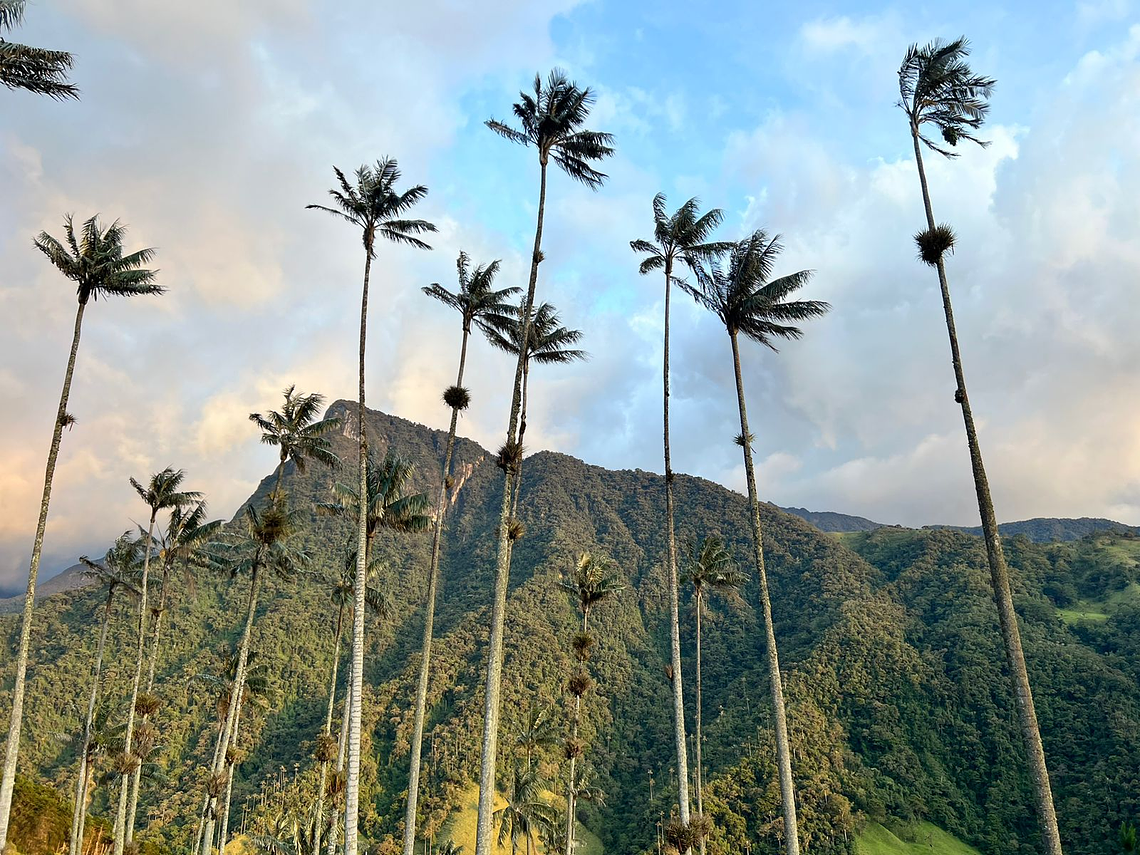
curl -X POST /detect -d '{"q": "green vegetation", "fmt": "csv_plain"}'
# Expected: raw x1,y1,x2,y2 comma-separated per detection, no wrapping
855,821,981,855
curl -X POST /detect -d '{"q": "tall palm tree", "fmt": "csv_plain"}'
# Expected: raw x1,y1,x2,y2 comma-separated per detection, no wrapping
315,551,387,855
250,386,342,501
482,300,587,515
68,534,143,855
494,763,558,855
680,535,743,854
686,231,829,855
630,195,730,833
0,0,78,99
113,469,201,855
127,499,220,842
308,158,435,855
515,701,558,772
559,552,622,855
198,501,309,855
478,70,612,855
0,215,160,850
403,253,518,855
898,37,1064,855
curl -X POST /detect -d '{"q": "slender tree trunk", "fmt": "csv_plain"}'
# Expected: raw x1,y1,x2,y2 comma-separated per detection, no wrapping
509,356,531,519
76,758,97,855
218,690,246,853
564,611,588,855
315,611,345,855
662,259,692,836
327,657,353,855
344,244,374,855
70,587,115,855
728,331,800,855
0,300,87,850
910,130,1063,855
115,510,157,855
474,158,548,855
695,592,705,855
201,568,260,855
403,329,471,855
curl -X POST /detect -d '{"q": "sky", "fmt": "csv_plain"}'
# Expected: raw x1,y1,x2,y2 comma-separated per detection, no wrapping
2,0,1140,593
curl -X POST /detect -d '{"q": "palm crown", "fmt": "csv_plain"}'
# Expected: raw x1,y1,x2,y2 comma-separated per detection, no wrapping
250,386,342,479
33,215,161,305
205,503,309,583
562,552,623,620
681,535,744,606
79,531,144,598
630,194,732,279
483,301,586,365
422,252,519,335
898,36,995,157
486,68,614,188
326,549,389,625
157,501,220,574
0,0,78,100
306,158,437,256
687,231,829,349
317,449,432,542
131,468,201,519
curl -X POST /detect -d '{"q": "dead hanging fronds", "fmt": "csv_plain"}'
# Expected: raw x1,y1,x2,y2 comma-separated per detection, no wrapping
444,475,455,491
133,722,159,759
915,223,956,267
59,412,77,430
571,631,595,662
205,770,228,797
443,384,471,411
568,669,593,698
507,517,526,541
314,732,338,763
688,813,712,842
326,769,347,799
734,431,754,449
111,751,140,775
225,745,247,765
665,818,707,853
134,693,162,718
563,737,584,760
496,440,524,471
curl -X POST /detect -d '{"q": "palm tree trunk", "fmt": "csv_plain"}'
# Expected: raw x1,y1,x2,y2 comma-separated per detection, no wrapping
564,611,587,855
910,130,1064,855
218,691,246,853
345,247,374,855
114,510,157,855
728,331,800,855
315,611,345,855
0,299,87,851
70,586,115,855
76,758,97,855
327,657,353,855
474,158,548,855
403,328,471,855
662,259,692,835
695,592,705,855
509,357,531,520
201,567,261,855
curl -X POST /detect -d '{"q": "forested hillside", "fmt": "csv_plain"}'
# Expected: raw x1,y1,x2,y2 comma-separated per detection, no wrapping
2,405,1138,855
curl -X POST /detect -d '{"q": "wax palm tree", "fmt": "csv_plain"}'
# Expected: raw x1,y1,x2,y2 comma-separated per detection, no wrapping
559,552,622,855
515,701,558,772
0,216,160,850
402,253,518,855
680,535,743,854
898,37,1064,855
67,534,143,855
114,469,201,854
437,842,463,855
494,763,558,855
686,231,828,855
630,194,730,832
198,501,309,855
482,300,587,505
317,448,432,549
315,551,387,855
477,70,612,855
308,157,435,855
250,386,341,501
0,0,78,99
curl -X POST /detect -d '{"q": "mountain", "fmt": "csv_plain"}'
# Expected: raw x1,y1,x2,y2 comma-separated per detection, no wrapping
0,563,89,615
925,517,1140,543
2,403,1138,855
779,506,884,533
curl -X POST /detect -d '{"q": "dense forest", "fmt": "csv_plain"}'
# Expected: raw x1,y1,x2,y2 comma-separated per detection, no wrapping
3,406,1139,855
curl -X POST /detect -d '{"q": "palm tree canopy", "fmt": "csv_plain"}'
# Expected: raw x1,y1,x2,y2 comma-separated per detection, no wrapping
249,385,342,475
306,158,437,256
493,763,558,849
422,251,520,335
561,552,623,616
486,68,614,189
130,467,201,517
630,194,732,279
515,701,559,757
157,500,221,574
898,36,995,157
681,535,745,606
317,448,432,541
202,501,309,583
326,548,389,621
33,215,160,305
686,231,830,349
436,842,463,855
0,0,78,100
79,531,144,598
483,301,587,366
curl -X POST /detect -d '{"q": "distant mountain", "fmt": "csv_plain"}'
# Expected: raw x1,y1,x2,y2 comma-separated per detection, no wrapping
0,563,87,615
779,506,885,532
925,517,1140,543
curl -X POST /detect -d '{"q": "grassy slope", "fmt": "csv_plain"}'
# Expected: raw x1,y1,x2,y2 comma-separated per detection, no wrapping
856,821,982,855
1058,582,1140,624
439,784,603,855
